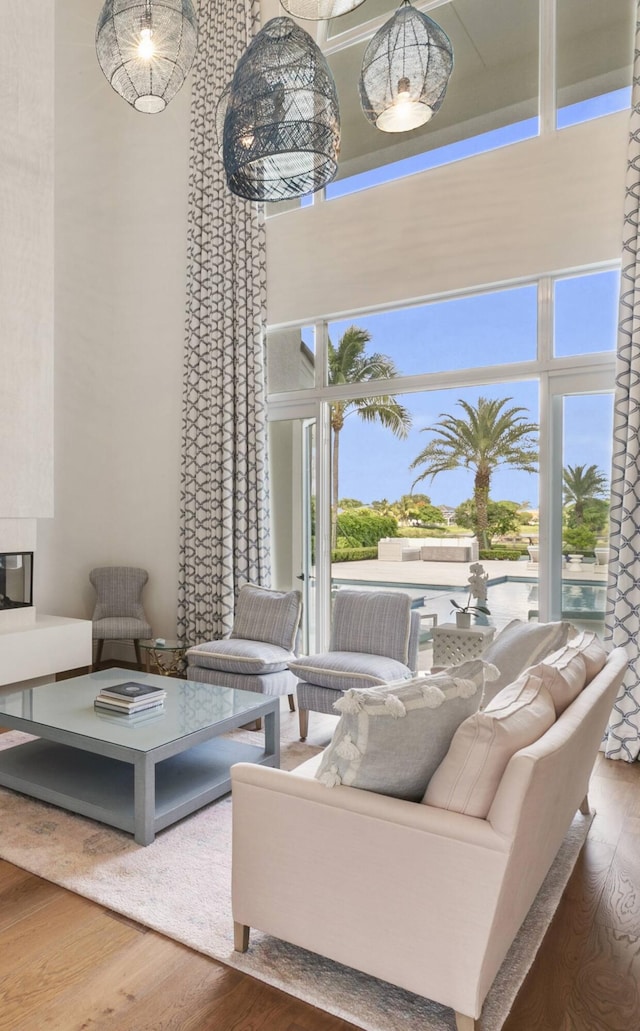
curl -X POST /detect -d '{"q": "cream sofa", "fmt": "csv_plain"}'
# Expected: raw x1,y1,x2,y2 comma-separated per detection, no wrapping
231,646,627,1031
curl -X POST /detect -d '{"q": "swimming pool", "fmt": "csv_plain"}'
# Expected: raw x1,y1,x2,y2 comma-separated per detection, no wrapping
332,575,607,638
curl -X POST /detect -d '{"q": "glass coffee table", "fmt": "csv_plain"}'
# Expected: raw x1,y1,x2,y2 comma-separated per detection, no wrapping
0,668,279,845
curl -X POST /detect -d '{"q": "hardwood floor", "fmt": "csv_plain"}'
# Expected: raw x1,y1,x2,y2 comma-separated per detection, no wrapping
502,753,640,1031
0,754,638,1029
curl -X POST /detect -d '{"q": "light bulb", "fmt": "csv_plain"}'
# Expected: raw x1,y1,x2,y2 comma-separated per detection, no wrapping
396,76,411,103
138,26,155,61
376,77,432,132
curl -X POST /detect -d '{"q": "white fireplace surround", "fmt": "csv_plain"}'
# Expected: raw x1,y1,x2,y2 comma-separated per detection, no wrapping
0,614,92,690
0,519,92,688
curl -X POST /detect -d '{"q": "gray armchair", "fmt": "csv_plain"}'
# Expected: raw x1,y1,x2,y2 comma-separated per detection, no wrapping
186,583,303,709
289,590,421,740
90,566,152,668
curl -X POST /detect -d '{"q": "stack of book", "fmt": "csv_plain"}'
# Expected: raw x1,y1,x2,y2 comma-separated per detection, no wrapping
94,681,166,716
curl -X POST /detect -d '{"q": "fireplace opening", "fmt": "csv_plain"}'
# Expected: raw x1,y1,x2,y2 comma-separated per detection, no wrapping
0,553,33,610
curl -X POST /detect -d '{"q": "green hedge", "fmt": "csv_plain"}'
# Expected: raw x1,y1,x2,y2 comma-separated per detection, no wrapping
332,547,378,562
336,511,399,547
562,525,597,554
398,527,449,538
479,548,529,561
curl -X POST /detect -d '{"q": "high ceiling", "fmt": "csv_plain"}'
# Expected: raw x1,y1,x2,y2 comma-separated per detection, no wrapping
320,0,633,179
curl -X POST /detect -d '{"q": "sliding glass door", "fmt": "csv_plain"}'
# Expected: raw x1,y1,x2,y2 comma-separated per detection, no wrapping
541,374,613,637
268,415,318,654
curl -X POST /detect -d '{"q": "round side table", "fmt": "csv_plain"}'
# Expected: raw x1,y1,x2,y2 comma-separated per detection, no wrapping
139,639,186,677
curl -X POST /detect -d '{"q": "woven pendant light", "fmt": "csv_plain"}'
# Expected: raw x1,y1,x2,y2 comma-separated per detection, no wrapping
359,0,453,133
223,17,340,202
96,0,198,114
279,0,368,20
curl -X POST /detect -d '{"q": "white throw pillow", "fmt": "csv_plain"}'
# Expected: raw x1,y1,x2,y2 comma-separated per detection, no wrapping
314,660,498,802
567,630,608,682
532,646,588,715
423,670,556,818
481,619,575,706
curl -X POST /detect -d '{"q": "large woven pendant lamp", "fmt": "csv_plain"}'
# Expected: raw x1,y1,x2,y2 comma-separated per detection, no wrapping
279,0,368,19
96,0,198,113
359,0,453,133
223,17,340,202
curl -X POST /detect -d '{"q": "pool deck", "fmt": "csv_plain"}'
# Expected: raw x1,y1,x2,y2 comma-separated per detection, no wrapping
331,556,608,591
329,556,607,671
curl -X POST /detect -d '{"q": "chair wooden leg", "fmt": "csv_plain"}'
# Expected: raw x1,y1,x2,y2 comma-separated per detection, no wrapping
580,794,591,815
455,1012,476,1031
95,639,104,668
299,708,309,741
134,639,142,669
288,693,296,712
234,922,250,953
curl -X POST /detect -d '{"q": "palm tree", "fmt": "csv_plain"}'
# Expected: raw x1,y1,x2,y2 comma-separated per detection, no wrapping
563,464,608,525
410,396,538,549
371,498,394,516
329,327,412,548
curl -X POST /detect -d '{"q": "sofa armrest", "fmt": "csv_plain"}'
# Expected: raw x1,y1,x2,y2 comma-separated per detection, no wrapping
488,646,628,840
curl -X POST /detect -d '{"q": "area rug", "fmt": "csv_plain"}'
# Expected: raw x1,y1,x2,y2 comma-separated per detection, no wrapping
0,726,592,1031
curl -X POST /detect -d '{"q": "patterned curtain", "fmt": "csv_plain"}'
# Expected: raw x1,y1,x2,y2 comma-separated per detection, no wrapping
603,10,640,762
178,0,271,647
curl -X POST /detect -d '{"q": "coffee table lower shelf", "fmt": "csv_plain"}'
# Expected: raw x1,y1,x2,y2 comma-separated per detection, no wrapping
0,736,271,845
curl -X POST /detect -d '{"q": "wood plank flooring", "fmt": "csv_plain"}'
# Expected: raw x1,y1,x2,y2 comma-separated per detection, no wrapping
0,750,638,1029
502,753,640,1031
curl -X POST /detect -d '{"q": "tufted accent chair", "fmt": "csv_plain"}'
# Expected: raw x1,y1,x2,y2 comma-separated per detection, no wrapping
90,566,152,669
186,584,303,711
290,590,421,740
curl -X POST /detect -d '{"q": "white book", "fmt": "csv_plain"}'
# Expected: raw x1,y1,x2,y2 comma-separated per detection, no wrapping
94,696,165,714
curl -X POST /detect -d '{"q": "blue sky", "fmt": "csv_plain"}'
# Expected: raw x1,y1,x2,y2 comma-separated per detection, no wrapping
330,271,618,510
336,384,613,509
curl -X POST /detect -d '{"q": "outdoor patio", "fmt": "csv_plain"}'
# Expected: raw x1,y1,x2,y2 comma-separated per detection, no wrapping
330,556,608,670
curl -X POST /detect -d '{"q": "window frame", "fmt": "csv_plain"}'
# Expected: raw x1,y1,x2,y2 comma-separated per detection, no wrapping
266,264,618,650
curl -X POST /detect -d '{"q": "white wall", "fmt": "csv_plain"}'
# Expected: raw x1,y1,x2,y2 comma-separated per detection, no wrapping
34,0,628,654
0,1,54,521
37,0,191,655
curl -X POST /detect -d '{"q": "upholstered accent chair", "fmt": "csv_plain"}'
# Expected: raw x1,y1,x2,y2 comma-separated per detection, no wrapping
290,590,421,740
186,584,303,709
90,566,152,669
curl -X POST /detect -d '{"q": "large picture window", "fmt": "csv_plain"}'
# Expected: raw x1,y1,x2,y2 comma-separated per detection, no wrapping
554,270,620,357
327,285,537,378
267,267,618,658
